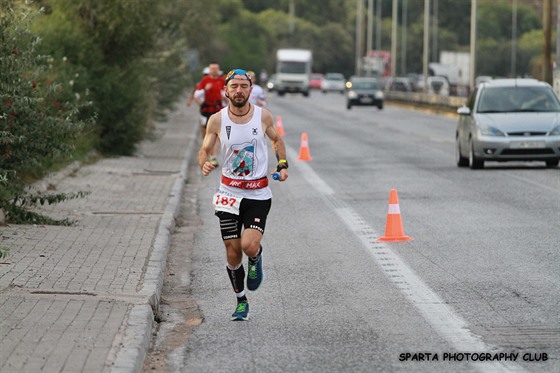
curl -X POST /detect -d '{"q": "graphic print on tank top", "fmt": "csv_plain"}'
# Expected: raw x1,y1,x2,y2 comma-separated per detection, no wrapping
227,139,258,178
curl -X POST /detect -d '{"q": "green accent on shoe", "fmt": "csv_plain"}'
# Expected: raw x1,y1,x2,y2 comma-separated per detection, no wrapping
247,254,263,291
231,301,249,321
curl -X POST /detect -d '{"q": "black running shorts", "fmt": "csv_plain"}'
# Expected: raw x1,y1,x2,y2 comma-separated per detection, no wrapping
215,198,272,240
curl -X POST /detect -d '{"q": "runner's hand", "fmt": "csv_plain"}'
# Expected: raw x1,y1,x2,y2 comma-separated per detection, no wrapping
271,169,288,182
202,161,216,176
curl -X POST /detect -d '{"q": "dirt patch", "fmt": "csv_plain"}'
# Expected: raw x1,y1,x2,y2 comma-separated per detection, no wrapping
143,163,204,372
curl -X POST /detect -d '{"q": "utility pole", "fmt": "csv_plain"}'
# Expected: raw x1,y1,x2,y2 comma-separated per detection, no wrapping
356,0,364,76
511,0,517,78
375,0,382,52
422,0,430,92
401,0,408,75
543,0,552,84
555,0,560,95
391,0,398,78
469,0,477,92
289,0,295,35
367,0,374,77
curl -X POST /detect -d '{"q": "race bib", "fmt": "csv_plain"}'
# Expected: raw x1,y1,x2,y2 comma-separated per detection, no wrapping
213,192,242,215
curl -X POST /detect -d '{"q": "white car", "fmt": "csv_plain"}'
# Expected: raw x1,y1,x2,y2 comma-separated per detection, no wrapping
427,76,450,96
456,78,560,169
321,73,346,94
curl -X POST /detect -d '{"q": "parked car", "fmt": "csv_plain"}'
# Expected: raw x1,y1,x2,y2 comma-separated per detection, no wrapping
321,73,346,94
456,78,560,169
385,77,414,92
346,76,384,110
309,73,324,90
427,76,450,96
406,73,423,91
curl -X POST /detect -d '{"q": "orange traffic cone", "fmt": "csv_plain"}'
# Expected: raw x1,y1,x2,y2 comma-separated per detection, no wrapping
376,189,413,242
276,116,286,137
297,132,313,161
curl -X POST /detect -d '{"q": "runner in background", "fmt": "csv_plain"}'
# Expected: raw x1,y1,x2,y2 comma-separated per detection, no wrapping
247,71,268,107
195,62,225,164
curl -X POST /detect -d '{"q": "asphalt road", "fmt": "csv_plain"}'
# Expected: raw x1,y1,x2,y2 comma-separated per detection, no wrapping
177,92,559,373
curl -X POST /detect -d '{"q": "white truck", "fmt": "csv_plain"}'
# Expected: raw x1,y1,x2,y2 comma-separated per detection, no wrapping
275,49,312,96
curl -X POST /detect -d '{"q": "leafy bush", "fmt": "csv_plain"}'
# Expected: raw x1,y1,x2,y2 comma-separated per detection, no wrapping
34,0,191,155
1,0,194,225
0,0,94,224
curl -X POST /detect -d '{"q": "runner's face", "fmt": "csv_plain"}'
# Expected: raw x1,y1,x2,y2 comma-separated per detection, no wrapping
209,64,220,77
227,76,252,108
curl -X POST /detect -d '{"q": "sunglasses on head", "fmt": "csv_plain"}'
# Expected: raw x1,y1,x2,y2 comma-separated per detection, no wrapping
225,69,252,85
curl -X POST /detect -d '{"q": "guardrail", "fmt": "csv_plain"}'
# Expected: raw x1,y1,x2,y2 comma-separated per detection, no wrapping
385,91,468,114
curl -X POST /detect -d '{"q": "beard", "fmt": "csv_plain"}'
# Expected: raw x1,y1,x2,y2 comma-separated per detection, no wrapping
231,95,249,108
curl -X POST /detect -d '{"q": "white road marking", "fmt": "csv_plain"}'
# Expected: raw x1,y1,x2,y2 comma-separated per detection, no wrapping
502,171,560,194
286,146,527,373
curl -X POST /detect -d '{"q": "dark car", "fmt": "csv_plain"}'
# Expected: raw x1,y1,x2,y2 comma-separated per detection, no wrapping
346,76,384,110
385,77,413,92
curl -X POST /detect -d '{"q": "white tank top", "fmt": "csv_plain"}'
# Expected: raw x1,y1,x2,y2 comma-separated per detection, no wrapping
218,105,272,200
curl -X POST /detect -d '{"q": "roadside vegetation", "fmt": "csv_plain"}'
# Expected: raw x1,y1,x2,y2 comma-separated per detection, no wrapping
0,0,551,225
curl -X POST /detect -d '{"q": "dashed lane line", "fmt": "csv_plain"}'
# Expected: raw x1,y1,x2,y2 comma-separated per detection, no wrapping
286,146,527,373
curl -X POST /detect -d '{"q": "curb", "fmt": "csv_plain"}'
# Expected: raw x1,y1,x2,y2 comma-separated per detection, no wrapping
110,130,198,373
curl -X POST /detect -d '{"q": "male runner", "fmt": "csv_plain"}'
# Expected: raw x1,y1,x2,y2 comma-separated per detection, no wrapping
196,62,225,164
247,71,268,107
198,69,288,321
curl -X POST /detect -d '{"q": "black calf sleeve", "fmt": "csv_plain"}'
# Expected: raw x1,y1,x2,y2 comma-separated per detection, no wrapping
226,264,245,294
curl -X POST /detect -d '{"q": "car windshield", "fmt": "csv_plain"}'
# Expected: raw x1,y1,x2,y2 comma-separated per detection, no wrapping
477,86,560,113
326,74,344,81
351,80,379,89
278,61,306,74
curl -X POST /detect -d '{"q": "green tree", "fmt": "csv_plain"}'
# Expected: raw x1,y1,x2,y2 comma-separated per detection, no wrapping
518,29,548,78
217,9,268,71
478,0,541,41
1,0,94,224
477,38,508,77
313,22,354,77
243,0,349,25
32,0,194,155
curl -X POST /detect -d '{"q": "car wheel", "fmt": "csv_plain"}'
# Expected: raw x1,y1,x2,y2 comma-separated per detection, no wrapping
277,91,285,96
347,103,352,110
303,91,309,97
456,137,469,167
545,159,559,168
377,103,383,110
468,138,484,169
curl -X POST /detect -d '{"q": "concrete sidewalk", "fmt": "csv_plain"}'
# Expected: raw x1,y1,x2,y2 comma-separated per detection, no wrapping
0,101,198,372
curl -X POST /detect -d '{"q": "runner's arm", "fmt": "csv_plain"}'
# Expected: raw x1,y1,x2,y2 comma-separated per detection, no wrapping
198,113,221,176
263,109,288,181
186,86,196,106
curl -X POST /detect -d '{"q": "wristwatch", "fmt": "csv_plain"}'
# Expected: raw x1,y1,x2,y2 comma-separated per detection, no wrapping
276,159,289,172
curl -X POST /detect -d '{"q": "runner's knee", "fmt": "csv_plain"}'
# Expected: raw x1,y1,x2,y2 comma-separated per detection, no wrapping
241,232,261,256
225,241,242,265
